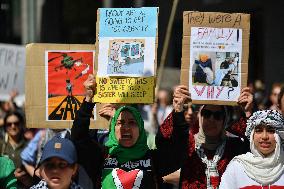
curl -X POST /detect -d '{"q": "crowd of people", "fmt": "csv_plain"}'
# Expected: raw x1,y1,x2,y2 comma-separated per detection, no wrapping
0,75,284,189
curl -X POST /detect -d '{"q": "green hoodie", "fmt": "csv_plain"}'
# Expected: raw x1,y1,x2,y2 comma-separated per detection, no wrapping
0,156,17,189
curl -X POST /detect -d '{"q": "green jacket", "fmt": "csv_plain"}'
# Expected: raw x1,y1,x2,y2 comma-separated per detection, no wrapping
0,156,17,189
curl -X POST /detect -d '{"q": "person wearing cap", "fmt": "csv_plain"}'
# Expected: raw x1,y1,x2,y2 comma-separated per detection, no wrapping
30,136,82,189
0,155,17,189
71,74,188,189
219,110,284,188
155,85,253,189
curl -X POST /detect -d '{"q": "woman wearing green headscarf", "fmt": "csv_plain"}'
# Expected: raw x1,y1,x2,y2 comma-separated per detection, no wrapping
71,75,189,189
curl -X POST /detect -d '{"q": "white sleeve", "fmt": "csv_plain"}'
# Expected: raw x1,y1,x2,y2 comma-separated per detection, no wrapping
219,161,237,189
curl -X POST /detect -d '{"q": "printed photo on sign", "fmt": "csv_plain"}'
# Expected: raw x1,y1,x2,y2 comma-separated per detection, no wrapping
108,39,145,75
46,51,94,121
97,7,157,77
192,52,239,87
189,27,242,102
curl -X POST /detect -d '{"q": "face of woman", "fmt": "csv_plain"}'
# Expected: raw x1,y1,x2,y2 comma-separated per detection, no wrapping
115,111,139,147
253,125,276,157
270,86,281,105
6,115,21,137
200,105,225,138
40,157,77,189
184,106,193,124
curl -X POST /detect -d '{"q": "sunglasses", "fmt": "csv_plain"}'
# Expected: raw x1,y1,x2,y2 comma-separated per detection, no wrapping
201,109,225,121
43,161,72,170
6,121,20,127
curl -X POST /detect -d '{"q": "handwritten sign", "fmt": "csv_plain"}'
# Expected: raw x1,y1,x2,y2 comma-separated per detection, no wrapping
184,12,242,27
97,7,158,77
99,7,158,37
94,77,155,103
181,12,250,105
0,44,25,103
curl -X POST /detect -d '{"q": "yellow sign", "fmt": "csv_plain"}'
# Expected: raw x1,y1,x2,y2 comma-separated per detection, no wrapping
94,77,155,103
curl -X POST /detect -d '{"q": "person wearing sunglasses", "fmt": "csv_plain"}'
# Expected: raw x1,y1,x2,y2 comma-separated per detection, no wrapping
220,110,284,188
0,111,31,188
155,85,253,189
0,111,27,168
30,136,82,189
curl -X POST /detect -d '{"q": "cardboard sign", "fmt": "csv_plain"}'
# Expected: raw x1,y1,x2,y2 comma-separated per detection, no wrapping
95,7,158,104
0,44,25,105
181,12,250,105
94,77,155,103
26,43,108,129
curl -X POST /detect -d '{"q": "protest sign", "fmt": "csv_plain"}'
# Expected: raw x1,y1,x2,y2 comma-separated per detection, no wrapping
46,51,94,121
181,12,250,105
0,44,25,105
94,77,155,103
95,7,158,104
26,43,109,129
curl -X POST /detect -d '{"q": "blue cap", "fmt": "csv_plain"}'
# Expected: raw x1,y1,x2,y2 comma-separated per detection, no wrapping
39,136,77,165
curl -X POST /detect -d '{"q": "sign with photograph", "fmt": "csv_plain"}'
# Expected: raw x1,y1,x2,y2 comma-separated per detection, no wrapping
95,7,158,103
181,12,250,105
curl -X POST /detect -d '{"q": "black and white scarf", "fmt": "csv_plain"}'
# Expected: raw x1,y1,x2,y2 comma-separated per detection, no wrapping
196,140,226,189
30,180,83,189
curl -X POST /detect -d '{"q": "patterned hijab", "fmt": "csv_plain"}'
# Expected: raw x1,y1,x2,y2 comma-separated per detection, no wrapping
233,110,284,185
105,106,149,163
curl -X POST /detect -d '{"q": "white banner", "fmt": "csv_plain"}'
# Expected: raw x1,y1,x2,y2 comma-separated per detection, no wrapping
0,44,25,105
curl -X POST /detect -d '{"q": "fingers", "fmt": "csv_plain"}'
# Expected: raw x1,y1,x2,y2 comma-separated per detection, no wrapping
98,104,116,118
174,85,190,95
14,168,27,177
173,86,191,101
84,74,96,88
238,87,253,114
241,87,251,93
172,85,191,112
238,87,253,102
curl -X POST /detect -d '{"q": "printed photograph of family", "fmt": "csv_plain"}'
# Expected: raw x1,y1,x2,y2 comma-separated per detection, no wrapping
192,51,239,87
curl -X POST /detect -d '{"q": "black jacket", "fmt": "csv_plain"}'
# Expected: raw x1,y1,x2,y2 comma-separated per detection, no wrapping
71,101,189,189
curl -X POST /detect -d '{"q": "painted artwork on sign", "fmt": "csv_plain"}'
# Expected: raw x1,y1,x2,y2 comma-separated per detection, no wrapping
189,27,242,101
46,51,94,120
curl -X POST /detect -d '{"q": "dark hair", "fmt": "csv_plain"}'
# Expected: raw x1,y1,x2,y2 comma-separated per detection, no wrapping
3,110,25,133
278,86,284,109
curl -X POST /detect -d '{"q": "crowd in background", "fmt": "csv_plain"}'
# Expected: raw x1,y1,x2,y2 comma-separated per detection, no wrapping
0,79,284,189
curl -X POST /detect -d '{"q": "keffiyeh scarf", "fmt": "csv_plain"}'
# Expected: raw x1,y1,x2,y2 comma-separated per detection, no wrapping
233,110,284,185
30,180,82,189
246,110,284,141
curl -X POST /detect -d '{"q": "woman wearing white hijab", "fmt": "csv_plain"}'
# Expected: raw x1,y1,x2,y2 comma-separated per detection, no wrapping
220,110,284,188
